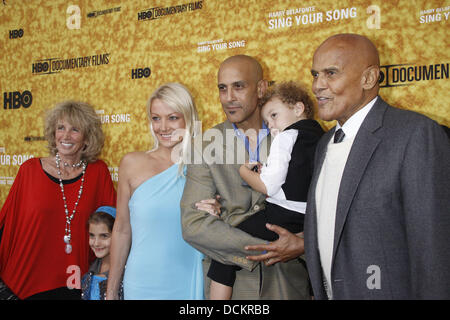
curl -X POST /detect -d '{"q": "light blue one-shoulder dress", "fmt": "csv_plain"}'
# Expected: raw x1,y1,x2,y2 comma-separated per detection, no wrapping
123,164,204,299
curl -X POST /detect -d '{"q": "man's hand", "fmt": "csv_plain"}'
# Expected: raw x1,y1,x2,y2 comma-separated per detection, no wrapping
245,223,304,266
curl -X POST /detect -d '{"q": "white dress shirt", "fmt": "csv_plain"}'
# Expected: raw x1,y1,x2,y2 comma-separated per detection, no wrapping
260,129,307,214
334,96,378,141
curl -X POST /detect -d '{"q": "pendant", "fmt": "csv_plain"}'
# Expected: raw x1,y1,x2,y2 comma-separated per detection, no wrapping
64,235,71,244
65,244,72,254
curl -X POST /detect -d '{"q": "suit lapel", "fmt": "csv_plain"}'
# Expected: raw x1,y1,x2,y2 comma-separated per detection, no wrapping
220,121,269,208
309,130,334,245
332,98,388,261
310,130,333,213
251,128,273,207
304,129,333,299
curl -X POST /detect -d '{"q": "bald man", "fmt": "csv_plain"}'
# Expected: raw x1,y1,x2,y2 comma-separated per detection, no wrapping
181,55,310,299
304,34,450,299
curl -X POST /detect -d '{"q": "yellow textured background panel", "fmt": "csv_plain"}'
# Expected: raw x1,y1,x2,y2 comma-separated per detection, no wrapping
0,0,449,205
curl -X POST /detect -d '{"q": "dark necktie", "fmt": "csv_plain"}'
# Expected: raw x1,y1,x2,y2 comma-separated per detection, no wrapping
334,128,345,143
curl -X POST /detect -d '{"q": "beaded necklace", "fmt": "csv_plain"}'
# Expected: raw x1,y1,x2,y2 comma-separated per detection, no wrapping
63,158,84,168
55,152,86,254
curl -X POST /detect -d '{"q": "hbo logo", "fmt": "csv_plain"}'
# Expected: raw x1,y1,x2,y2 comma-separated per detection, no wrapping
9,29,24,39
3,91,33,109
32,61,50,74
131,67,151,79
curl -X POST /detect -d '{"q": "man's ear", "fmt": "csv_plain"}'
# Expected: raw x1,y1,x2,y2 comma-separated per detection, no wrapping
257,80,268,98
362,66,380,90
293,102,305,118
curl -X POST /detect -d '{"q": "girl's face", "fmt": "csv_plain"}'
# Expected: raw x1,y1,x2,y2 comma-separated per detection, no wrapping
88,222,112,259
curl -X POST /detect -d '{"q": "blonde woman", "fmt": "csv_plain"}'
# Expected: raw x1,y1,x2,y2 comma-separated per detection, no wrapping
106,83,203,300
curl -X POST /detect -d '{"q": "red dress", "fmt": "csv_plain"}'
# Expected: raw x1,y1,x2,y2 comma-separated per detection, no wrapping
0,158,116,299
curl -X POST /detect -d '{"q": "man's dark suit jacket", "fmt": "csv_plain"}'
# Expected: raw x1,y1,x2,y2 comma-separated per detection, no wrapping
304,97,450,299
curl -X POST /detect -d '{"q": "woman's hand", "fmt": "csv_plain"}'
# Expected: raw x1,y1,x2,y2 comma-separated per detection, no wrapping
195,195,222,217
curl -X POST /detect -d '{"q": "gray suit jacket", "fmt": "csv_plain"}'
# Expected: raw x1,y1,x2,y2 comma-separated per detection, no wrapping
304,97,450,299
181,120,310,299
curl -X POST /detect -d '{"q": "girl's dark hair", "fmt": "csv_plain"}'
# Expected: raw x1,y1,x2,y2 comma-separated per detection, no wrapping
87,211,115,232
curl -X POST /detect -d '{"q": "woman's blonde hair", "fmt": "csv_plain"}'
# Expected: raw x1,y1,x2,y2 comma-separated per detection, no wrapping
146,83,200,176
44,100,104,163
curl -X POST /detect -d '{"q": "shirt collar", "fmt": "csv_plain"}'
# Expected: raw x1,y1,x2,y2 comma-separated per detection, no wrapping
232,122,269,140
232,122,269,162
336,96,378,140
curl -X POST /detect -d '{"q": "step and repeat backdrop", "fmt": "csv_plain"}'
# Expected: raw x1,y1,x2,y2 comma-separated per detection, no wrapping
1,0,449,205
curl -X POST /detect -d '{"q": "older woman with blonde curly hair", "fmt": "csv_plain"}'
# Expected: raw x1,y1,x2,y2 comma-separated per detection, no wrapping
44,100,105,163
0,100,116,300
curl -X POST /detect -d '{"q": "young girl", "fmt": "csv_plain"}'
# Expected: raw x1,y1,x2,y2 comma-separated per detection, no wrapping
81,206,122,300
205,81,325,299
